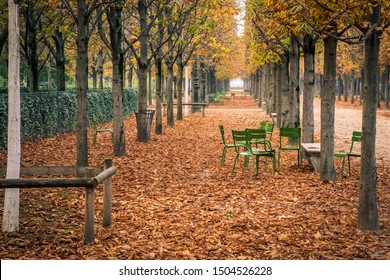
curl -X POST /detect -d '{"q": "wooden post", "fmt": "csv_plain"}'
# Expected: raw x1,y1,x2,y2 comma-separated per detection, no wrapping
84,167,95,244
103,159,112,227
202,105,205,117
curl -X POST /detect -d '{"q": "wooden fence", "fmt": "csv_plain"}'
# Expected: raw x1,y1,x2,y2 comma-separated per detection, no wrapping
0,158,117,244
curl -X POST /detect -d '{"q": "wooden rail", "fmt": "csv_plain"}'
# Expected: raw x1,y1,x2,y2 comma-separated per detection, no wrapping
0,158,117,244
162,102,207,117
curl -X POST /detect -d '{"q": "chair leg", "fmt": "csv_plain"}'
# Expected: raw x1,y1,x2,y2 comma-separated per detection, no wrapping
271,156,276,175
278,150,281,171
221,147,227,166
231,155,239,175
348,156,351,175
298,149,302,169
340,156,346,178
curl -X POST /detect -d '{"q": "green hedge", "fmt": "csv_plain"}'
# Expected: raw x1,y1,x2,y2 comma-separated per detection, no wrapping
0,88,138,150
209,91,226,103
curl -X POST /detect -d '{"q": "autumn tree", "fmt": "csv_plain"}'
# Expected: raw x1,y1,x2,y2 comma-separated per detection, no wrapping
98,0,132,156
20,0,48,92
63,0,114,166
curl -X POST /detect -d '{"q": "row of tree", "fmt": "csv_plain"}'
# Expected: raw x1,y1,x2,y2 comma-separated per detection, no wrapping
1,0,243,232
243,0,390,231
0,0,243,161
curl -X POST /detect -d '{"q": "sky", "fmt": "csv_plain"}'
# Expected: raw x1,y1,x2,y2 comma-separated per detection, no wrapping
236,0,246,37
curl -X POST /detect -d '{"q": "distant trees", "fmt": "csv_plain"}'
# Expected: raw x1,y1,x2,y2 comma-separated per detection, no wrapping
245,0,390,231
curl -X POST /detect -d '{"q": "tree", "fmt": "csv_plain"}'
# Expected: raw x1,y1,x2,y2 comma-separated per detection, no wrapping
357,1,384,231
20,0,47,92
2,0,20,233
98,0,127,156
63,0,112,166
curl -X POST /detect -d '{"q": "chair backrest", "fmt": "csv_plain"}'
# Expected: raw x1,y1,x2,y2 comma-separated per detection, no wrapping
246,128,266,143
219,125,227,145
261,122,274,140
349,131,362,153
246,128,273,152
232,130,249,152
279,127,301,147
91,114,98,130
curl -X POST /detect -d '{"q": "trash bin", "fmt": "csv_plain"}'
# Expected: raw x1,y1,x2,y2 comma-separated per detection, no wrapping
135,109,155,141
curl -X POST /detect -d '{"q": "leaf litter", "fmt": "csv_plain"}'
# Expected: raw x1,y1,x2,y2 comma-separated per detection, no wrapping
0,95,389,260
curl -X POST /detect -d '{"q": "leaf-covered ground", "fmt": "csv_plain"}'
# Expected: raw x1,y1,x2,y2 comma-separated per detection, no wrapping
0,94,389,260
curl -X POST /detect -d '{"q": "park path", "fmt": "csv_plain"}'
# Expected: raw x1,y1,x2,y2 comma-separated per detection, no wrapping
1,92,389,260
311,97,390,162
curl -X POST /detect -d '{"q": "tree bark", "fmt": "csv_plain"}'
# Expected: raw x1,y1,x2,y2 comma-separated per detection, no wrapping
136,0,150,142
302,33,315,143
177,53,184,121
53,30,66,91
76,0,89,166
280,53,289,128
358,3,381,231
107,4,126,156
289,35,300,128
2,0,20,233
154,58,163,134
320,36,337,181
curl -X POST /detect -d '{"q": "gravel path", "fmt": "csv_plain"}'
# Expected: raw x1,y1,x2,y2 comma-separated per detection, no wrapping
312,97,390,161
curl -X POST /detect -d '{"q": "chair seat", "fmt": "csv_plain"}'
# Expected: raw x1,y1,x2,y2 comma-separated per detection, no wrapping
347,153,361,157
280,145,300,150
334,152,347,158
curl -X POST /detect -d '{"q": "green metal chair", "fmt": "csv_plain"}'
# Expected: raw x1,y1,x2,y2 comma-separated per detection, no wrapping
260,121,275,140
219,125,235,166
91,114,114,146
247,127,267,147
230,130,251,176
246,128,276,178
334,131,362,177
278,127,302,171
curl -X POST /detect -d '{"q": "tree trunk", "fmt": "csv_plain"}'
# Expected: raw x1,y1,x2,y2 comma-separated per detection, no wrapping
98,48,104,89
302,33,315,143
53,30,66,91
148,67,153,105
0,23,8,57
3,0,20,233
280,53,289,128
358,4,381,231
154,58,163,134
270,62,277,114
107,4,126,156
24,2,39,93
76,0,89,166
289,35,300,128
343,73,349,102
320,36,337,181
136,0,150,142
177,53,184,121
192,59,199,113
166,64,174,126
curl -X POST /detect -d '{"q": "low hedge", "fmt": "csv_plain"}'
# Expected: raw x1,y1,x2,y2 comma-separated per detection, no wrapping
0,88,138,150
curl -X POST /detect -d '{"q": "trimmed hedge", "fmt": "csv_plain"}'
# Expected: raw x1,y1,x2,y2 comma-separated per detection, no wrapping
209,91,226,103
0,88,138,150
